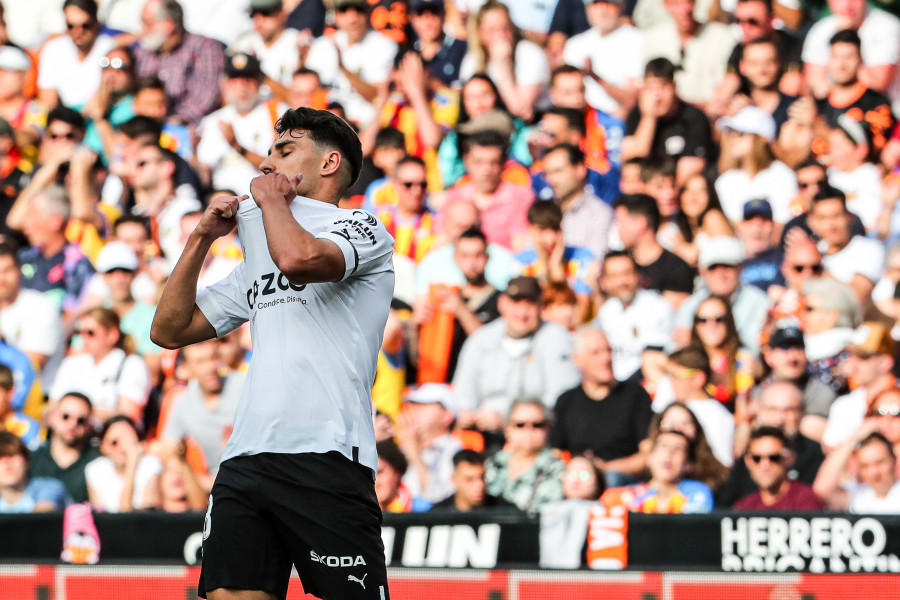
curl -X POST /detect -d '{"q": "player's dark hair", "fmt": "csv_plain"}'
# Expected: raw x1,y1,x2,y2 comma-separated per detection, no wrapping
527,200,563,230
614,193,661,232
275,107,363,188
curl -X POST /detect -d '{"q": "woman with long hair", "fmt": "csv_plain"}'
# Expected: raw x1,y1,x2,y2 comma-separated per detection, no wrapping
49,307,151,424
459,1,549,122
437,73,533,187
689,295,761,414
715,107,797,224
672,173,734,267
85,416,161,513
642,402,730,491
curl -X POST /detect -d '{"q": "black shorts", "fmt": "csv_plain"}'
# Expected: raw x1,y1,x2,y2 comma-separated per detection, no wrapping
198,451,390,600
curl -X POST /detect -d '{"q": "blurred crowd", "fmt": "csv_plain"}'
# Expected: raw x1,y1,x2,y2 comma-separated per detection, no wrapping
1,0,900,531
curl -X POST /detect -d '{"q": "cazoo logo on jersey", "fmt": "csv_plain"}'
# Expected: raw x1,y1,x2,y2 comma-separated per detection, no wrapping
246,271,307,309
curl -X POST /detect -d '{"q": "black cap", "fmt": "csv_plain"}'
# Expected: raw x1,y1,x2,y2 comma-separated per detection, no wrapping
743,198,773,220
225,52,263,79
769,326,804,349
504,276,543,303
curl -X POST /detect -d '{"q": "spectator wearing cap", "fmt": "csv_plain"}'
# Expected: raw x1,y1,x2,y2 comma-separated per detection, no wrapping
802,186,884,303
37,0,116,111
453,276,580,433
802,0,900,108
595,250,674,382
561,0,644,118
622,58,713,185
396,383,464,504
304,0,398,126
823,322,897,450
715,107,798,225
232,0,307,90
409,0,468,88
815,30,895,154
484,399,565,515
83,241,162,362
613,193,694,308
734,426,825,510
196,52,287,198
737,198,782,292
442,130,534,252
134,0,226,124
0,46,44,158
759,326,837,441
552,327,653,486
375,438,432,513
826,116,883,233
673,236,769,353
801,278,860,395
719,381,825,506
642,0,736,106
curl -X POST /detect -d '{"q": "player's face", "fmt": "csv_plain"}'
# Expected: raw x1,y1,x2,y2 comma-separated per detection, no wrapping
260,130,321,197
648,432,689,485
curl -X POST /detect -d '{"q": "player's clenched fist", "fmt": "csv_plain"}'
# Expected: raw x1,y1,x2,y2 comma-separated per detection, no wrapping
195,194,246,239
251,172,303,207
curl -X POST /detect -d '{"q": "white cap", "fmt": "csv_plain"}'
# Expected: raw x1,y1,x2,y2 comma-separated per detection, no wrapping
96,241,139,273
0,46,30,72
717,106,776,142
404,383,458,416
698,236,743,270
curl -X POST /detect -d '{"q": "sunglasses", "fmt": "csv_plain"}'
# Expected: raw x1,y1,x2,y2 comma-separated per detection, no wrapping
512,421,547,429
48,131,76,141
61,413,89,426
749,453,784,464
877,404,900,417
792,263,824,275
695,315,726,325
399,180,427,189
66,20,94,31
668,367,698,379
563,470,593,482
100,56,129,70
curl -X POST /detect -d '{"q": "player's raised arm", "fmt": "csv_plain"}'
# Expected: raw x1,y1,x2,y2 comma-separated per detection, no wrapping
150,195,243,349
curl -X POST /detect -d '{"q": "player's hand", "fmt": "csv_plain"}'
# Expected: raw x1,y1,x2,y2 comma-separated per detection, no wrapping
250,172,302,207
195,194,245,240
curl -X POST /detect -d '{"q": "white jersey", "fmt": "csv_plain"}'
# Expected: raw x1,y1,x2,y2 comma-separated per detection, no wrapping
196,197,395,473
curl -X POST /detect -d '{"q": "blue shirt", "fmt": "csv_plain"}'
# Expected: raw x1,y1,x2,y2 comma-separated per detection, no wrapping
0,340,35,411
0,477,70,513
515,245,596,294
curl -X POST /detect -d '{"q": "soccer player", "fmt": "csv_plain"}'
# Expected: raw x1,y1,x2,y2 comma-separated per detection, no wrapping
151,107,394,600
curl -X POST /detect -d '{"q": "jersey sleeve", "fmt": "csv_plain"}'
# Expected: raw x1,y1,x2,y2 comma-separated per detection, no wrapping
196,262,251,337
316,209,395,281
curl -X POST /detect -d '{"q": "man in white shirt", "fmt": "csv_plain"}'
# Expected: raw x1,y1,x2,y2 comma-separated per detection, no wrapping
196,52,287,197
815,428,900,514
37,0,116,110
232,0,306,89
562,0,644,117
822,322,896,450
151,107,394,600
594,251,673,381
304,0,398,126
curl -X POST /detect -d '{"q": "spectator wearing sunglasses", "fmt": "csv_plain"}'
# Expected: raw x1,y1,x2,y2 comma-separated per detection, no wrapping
29,392,100,504
734,426,824,510
484,399,564,516
36,0,116,111
869,386,900,461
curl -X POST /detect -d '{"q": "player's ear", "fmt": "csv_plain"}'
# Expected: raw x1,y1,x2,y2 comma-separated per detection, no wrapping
321,149,342,179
